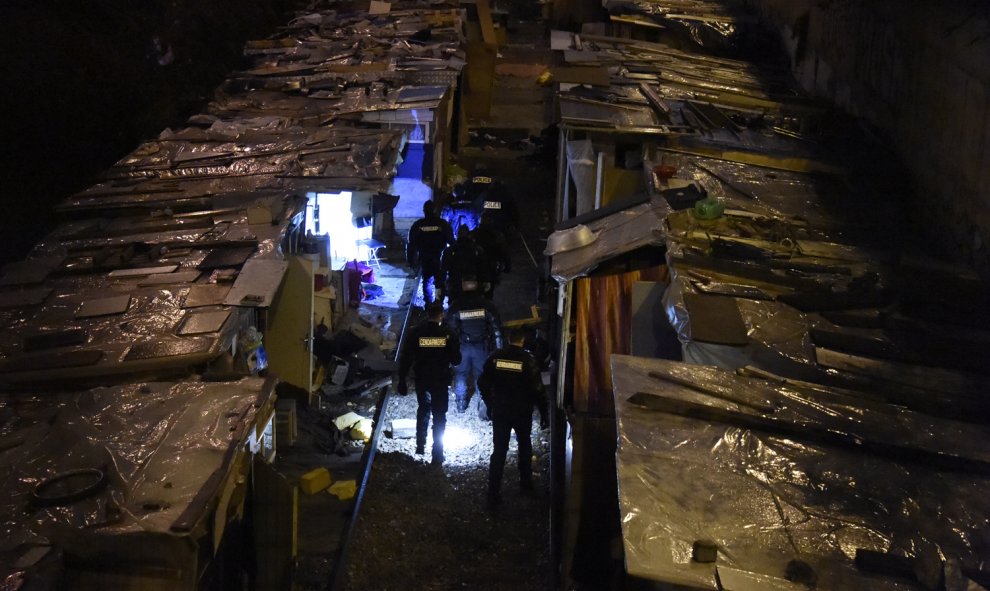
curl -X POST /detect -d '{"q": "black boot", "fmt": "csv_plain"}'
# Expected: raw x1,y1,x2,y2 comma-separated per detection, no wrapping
431,444,444,466
487,488,502,510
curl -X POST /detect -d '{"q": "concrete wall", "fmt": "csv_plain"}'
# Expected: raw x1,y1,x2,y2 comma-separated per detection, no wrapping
744,0,990,273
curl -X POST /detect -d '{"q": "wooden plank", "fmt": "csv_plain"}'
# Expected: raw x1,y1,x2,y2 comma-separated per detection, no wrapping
628,391,990,475
198,246,256,270
672,251,828,290
0,349,103,373
810,327,990,376
23,329,88,352
0,287,52,308
0,258,61,286
682,292,748,345
107,265,178,278
124,337,214,361
76,294,131,318
691,280,772,300
176,310,231,336
814,346,984,398
474,0,497,45
648,370,775,413
183,284,231,308
551,66,610,87
138,270,202,286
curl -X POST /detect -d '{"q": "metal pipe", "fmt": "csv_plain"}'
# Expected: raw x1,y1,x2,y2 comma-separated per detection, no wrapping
555,127,569,223
594,151,605,212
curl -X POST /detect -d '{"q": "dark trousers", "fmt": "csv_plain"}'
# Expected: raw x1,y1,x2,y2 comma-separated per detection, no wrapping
421,260,443,304
489,411,533,495
453,342,487,409
416,377,449,454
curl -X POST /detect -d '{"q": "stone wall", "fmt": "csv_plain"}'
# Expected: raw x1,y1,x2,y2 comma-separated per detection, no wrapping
743,0,990,273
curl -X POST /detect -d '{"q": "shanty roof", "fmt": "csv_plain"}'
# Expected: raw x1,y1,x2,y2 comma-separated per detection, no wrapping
612,354,990,589
0,0,473,389
550,198,670,282
0,377,275,572
552,3,990,588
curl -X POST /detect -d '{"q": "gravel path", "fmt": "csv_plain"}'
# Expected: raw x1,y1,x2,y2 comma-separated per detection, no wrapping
342,389,552,591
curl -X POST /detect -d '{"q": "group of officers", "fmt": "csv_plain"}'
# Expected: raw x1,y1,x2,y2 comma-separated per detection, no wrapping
397,177,547,507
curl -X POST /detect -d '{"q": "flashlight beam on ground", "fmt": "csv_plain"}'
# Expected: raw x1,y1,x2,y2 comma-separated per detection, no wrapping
442,425,477,450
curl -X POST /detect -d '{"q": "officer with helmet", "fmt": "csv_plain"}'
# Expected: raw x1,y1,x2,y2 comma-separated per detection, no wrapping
471,211,510,300
478,327,548,506
441,175,487,235
407,200,454,305
446,289,503,416
471,176,518,236
397,302,461,465
440,224,493,304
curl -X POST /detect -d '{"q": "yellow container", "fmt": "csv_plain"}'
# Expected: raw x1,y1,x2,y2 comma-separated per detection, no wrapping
299,468,332,495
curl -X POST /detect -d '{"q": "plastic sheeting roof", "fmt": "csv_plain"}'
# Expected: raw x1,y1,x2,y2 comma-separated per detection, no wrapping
612,354,990,589
550,198,670,282
0,378,274,557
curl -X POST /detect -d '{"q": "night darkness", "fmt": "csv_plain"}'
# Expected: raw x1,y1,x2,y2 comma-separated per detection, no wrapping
0,0,300,265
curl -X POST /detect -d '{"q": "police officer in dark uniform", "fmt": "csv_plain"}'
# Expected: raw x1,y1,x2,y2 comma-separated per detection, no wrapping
397,302,461,465
441,182,481,236
440,224,493,303
407,200,454,305
471,177,519,236
447,290,503,416
478,328,549,506
471,211,510,300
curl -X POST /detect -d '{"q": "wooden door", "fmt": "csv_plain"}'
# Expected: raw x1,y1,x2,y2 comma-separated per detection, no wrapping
265,255,314,395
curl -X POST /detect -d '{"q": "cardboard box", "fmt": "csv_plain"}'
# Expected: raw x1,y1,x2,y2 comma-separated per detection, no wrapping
299,467,332,495
328,480,357,501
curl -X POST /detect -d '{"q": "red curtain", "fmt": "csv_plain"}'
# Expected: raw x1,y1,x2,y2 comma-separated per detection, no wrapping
572,265,667,415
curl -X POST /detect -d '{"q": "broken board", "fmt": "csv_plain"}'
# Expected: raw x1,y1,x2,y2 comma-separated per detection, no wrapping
183,284,232,308
0,258,61,286
683,293,748,345
124,337,214,361
224,259,289,308
0,287,52,309
108,265,178,278
0,349,103,373
198,246,256,270
76,294,132,319
23,329,88,352
138,270,202,286
176,310,231,336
